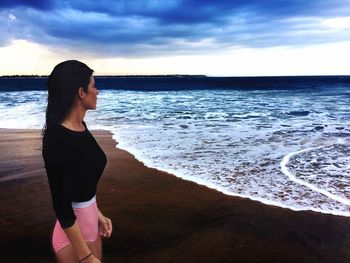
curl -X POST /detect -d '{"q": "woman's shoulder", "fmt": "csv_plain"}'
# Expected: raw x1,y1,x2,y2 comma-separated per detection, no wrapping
44,121,90,145
42,125,68,162
43,125,66,147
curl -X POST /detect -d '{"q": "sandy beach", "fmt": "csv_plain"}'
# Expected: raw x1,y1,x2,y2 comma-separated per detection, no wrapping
1,128,350,263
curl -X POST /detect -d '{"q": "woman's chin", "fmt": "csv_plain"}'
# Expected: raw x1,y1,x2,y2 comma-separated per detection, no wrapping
87,105,97,110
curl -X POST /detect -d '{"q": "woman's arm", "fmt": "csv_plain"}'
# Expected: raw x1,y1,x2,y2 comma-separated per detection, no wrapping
63,221,101,262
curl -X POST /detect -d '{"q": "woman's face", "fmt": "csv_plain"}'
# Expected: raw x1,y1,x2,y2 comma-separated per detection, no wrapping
81,76,99,110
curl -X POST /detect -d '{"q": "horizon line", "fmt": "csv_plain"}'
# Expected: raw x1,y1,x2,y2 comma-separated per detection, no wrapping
1,74,350,78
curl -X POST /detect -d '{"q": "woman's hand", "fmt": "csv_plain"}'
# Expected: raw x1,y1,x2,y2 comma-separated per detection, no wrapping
97,209,113,238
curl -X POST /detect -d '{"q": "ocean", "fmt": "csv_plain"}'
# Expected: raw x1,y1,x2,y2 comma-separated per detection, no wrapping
1,76,350,217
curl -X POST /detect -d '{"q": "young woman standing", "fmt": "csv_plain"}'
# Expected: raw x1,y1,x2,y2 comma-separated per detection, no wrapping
42,60,112,263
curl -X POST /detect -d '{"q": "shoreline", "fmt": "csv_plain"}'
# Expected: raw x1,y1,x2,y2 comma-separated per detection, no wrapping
3,127,348,218
1,128,350,262
111,128,350,218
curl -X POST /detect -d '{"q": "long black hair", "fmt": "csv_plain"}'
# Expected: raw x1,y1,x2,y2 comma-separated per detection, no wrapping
41,60,93,149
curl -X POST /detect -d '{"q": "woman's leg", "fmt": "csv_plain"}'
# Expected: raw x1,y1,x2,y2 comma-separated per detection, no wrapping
55,244,79,263
85,234,102,260
55,238,101,263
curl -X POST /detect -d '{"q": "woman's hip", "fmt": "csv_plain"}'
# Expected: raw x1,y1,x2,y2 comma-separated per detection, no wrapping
51,195,99,254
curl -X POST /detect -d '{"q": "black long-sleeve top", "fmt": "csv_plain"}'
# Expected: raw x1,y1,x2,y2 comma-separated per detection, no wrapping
42,121,107,228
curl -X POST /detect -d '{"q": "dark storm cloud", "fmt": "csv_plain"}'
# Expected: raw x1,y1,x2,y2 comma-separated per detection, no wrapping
1,0,350,57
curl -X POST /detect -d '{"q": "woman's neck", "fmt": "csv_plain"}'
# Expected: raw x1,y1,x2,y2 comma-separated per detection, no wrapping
62,105,87,131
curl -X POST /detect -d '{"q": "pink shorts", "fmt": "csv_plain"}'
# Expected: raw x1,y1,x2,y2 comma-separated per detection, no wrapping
51,195,98,254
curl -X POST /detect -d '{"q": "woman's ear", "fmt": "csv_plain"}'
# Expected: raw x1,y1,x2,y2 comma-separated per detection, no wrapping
77,87,87,99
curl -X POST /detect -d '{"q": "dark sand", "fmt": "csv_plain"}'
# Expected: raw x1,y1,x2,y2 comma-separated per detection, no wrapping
1,128,350,263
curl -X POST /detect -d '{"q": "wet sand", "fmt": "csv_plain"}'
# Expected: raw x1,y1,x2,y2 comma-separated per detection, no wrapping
1,128,350,262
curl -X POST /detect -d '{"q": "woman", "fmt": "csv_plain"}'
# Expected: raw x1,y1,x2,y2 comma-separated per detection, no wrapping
42,60,112,263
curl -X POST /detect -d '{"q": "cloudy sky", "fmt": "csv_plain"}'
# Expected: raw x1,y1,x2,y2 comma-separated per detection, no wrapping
1,0,350,76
